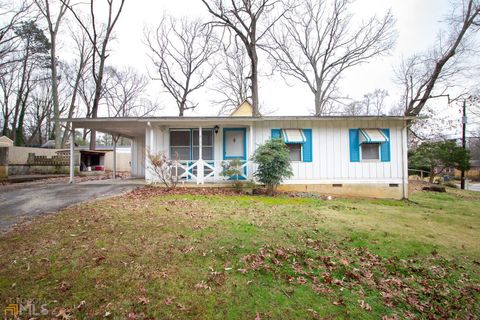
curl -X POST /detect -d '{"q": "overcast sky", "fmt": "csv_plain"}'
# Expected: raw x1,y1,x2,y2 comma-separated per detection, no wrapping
75,0,478,136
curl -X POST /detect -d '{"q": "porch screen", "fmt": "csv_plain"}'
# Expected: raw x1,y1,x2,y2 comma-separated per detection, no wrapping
170,130,190,160
170,129,214,161
192,129,214,160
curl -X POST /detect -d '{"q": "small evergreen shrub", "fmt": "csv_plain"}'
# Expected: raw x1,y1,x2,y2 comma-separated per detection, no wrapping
251,138,293,195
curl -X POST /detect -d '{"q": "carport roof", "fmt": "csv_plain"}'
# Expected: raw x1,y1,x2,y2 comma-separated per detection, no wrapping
63,115,416,138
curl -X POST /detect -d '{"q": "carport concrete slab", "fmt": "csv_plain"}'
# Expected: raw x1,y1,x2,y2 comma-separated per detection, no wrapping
0,179,144,232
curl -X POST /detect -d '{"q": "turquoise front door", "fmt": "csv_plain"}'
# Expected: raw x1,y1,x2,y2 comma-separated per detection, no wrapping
223,128,247,179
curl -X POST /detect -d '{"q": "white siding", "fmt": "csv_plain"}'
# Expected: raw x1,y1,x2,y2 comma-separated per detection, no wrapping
252,120,406,184
144,119,407,185
131,135,145,178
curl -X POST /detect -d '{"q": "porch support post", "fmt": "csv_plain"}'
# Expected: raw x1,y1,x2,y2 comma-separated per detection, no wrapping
249,124,254,179
197,126,204,184
69,126,75,184
113,136,117,180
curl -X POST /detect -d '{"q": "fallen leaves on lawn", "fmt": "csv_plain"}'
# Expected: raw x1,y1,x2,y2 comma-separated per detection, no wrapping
195,280,212,291
55,308,72,320
235,242,480,318
138,296,149,305
358,300,372,311
58,281,70,292
164,297,174,305
176,302,188,311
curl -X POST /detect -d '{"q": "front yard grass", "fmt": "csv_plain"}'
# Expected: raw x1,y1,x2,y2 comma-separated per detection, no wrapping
0,187,479,319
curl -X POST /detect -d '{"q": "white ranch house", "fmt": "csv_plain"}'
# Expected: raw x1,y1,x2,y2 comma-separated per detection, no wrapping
67,103,412,199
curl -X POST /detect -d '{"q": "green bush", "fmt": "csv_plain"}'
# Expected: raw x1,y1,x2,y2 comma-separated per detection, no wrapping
251,138,293,195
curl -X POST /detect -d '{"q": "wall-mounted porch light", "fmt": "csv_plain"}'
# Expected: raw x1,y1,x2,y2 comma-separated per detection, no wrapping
214,125,219,134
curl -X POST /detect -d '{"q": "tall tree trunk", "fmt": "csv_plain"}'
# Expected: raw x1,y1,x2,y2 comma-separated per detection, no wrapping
14,90,30,146
89,40,108,150
429,167,435,184
314,90,321,116
61,60,84,148
250,46,260,117
11,50,30,143
50,32,61,148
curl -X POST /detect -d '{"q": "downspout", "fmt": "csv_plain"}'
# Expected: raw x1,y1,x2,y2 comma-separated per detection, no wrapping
401,121,408,199
147,121,152,183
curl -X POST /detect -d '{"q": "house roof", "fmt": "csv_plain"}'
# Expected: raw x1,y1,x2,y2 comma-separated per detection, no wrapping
471,159,480,167
0,135,13,147
63,115,416,138
229,100,257,117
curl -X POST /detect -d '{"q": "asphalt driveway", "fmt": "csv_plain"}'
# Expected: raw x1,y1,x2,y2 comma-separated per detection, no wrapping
0,180,142,232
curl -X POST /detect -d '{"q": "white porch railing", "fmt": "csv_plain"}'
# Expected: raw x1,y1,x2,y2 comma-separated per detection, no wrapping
173,159,253,184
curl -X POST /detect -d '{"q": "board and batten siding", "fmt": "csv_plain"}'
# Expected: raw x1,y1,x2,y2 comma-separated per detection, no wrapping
252,119,407,184
131,135,145,178
143,119,407,186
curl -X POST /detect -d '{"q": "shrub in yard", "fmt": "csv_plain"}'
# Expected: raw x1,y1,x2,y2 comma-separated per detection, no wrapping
221,158,244,181
251,138,293,195
147,150,179,189
409,140,470,183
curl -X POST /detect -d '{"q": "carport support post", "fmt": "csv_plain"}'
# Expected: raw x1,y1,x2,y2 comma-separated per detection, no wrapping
113,136,117,180
197,126,204,184
69,127,75,184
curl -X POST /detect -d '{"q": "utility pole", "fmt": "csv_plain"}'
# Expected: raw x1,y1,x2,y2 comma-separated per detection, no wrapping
460,100,467,190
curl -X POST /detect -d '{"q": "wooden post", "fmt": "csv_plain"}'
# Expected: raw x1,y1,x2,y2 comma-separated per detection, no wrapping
197,126,203,184
249,124,254,179
69,127,75,184
113,136,117,180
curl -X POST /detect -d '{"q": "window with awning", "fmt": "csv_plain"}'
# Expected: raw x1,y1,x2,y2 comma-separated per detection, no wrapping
359,129,389,144
282,129,306,144
271,128,313,163
349,128,391,162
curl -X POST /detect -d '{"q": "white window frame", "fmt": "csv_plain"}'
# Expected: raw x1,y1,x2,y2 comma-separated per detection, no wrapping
286,142,303,162
360,143,381,162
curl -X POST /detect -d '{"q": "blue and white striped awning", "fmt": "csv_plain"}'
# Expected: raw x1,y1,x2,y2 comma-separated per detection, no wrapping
282,129,306,143
359,129,388,144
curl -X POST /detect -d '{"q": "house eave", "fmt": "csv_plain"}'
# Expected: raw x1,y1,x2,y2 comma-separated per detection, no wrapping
63,115,417,123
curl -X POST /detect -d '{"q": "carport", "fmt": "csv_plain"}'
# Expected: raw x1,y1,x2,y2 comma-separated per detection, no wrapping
65,118,148,183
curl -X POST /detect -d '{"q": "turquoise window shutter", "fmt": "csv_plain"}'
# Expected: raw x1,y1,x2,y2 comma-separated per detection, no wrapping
349,129,360,162
380,128,391,162
302,129,312,162
271,129,281,139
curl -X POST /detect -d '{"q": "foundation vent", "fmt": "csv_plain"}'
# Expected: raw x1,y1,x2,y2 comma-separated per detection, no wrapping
389,183,399,187
332,184,343,187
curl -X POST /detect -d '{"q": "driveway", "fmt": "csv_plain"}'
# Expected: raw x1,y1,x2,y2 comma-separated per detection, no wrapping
0,179,143,232
455,182,480,191
466,183,480,192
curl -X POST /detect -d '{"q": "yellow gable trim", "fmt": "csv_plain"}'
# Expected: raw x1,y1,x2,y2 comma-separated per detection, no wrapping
230,101,253,117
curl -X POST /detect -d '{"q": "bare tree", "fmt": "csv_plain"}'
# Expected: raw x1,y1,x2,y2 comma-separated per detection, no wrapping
25,77,53,145
343,100,364,116
202,0,288,117
10,21,50,146
61,0,126,149
0,0,31,71
104,66,158,117
363,89,389,116
60,24,92,147
268,0,395,115
212,40,250,115
0,63,17,136
145,16,218,116
34,0,69,148
400,0,479,116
